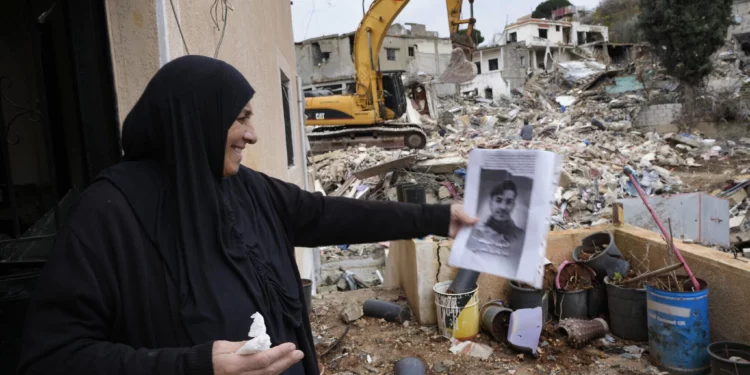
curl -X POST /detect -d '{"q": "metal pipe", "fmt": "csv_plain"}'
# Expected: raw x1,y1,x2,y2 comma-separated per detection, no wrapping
623,167,701,291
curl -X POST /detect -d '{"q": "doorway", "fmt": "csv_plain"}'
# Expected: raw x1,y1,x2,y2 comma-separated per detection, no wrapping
1,0,120,372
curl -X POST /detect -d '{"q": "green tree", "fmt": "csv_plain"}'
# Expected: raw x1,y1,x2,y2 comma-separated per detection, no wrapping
638,0,733,86
590,0,641,43
457,28,485,45
532,0,572,19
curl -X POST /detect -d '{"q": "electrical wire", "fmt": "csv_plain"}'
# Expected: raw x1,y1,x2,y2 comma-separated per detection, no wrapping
169,0,190,55
214,1,229,58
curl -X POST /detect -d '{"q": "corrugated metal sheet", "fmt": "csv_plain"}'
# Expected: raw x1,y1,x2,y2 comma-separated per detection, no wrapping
618,193,729,247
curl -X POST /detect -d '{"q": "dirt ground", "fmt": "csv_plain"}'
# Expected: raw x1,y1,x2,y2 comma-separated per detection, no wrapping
311,287,661,375
672,155,750,193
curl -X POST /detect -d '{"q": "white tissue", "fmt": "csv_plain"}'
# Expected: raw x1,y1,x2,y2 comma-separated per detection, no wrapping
235,312,272,355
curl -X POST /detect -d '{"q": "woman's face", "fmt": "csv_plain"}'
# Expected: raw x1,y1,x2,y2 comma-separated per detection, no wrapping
223,101,258,176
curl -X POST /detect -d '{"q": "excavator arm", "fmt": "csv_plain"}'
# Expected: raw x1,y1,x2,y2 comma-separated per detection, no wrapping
352,0,477,119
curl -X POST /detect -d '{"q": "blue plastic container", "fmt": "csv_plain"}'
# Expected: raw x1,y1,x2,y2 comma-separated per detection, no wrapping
646,277,710,375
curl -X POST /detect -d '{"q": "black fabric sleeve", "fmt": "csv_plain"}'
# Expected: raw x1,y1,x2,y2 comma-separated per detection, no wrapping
17,229,214,375
262,175,451,247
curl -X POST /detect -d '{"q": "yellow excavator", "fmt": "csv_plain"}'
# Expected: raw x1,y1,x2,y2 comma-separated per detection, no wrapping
304,0,478,153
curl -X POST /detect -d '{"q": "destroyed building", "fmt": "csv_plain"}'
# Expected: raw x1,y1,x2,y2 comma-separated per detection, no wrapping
499,16,610,69
457,43,531,100
295,23,454,93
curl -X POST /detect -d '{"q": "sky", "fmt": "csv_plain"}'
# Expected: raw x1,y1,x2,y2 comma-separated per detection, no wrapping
291,0,603,42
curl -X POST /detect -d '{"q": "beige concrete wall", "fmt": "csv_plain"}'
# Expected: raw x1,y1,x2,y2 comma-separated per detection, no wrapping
614,225,750,343
105,0,305,186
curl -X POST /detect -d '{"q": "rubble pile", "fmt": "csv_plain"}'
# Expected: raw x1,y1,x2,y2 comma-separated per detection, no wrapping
308,57,750,229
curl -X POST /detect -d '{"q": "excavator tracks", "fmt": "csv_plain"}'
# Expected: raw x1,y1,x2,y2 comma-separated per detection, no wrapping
307,123,427,154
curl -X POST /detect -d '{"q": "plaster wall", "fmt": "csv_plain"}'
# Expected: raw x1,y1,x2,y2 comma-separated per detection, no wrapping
106,0,305,186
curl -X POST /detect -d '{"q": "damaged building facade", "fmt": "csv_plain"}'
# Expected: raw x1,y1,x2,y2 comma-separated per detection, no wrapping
458,16,610,101
295,23,454,94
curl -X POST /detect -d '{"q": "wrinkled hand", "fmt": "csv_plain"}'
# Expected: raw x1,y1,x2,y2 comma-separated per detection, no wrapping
449,204,478,238
213,341,303,375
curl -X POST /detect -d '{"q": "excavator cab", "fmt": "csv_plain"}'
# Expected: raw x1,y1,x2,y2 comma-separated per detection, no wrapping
381,71,408,120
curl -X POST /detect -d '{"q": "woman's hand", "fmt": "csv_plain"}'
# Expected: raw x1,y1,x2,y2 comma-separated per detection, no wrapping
449,204,478,238
213,341,304,375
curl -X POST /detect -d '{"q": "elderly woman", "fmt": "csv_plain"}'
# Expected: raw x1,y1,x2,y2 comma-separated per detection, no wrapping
18,56,476,375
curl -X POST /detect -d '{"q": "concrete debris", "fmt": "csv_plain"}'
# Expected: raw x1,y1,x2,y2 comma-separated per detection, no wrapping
448,338,494,359
307,50,750,233
341,301,364,323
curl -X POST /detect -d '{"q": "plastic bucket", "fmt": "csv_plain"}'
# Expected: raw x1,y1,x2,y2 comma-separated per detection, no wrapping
708,342,750,375
433,280,480,340
555,289,588,319
587,283,608,318
573,231,630,281
509,281,551,323
647,277,710,375
605,276,648,342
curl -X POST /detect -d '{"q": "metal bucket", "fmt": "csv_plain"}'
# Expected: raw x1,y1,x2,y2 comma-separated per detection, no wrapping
647,277,710,375
433,280,480,340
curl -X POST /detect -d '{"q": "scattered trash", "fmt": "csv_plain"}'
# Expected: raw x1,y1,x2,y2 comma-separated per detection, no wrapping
557,318,609,348
448,338,494,359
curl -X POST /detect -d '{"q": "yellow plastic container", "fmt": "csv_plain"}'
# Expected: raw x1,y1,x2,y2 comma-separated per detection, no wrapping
433,280,480,340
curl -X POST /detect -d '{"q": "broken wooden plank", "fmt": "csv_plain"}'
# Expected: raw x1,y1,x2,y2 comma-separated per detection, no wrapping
352,155,417,180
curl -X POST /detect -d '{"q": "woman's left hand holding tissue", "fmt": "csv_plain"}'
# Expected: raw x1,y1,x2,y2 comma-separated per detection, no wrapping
212,341,304,375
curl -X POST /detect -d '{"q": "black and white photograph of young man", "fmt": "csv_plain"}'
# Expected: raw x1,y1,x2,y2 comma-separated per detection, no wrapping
465,169,533,272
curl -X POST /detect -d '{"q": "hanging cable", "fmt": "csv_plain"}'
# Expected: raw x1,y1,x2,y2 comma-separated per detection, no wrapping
214,0,229,58
169,0,190,55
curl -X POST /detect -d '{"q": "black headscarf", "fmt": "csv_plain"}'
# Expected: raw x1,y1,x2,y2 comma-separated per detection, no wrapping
97,56,302,346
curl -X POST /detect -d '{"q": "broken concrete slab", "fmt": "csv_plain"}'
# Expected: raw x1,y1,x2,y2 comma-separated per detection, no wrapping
665,133,702,148
413,156,466,174
352,155,417,180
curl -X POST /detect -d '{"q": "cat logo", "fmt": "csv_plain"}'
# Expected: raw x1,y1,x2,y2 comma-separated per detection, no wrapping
315,113,325,120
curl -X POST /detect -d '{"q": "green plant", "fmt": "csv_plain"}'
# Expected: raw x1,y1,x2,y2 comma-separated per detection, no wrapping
638,0,733,86
532,0,572,19
457,28,485,45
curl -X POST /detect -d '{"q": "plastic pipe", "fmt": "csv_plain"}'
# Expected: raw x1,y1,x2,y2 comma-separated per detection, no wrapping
362,300,411,323
623,167,701,291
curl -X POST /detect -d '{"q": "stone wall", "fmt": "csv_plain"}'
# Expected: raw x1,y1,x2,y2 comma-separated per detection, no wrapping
634,103,683,133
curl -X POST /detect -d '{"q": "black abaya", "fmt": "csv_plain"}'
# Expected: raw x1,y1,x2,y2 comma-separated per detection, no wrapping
17,55,451,375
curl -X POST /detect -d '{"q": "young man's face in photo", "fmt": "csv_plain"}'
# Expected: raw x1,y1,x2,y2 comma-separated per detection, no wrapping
490,189,516,221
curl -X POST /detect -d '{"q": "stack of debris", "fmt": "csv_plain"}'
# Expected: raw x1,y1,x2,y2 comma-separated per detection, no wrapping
307,53,750,230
